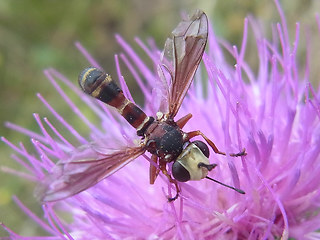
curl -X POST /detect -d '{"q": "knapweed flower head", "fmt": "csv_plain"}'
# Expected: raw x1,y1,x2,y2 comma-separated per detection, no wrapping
2,2,320,239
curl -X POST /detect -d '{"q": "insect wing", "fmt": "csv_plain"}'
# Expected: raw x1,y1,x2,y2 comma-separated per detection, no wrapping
163,10,208,118
36,145,145,202
155,64,170,114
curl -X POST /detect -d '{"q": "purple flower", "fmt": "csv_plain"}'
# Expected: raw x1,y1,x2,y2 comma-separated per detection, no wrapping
2,1,320,239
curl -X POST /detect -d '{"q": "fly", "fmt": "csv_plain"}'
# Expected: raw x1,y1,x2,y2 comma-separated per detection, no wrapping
37,10,246,202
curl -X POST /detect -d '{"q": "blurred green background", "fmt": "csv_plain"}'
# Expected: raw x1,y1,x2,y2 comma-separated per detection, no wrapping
1,0,319,237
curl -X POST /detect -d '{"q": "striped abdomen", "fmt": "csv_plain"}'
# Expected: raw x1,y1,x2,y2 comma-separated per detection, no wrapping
78,67,154,136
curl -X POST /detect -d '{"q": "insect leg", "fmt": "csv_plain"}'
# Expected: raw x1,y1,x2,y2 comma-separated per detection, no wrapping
186,130,226,155
159,161,180,201
176,113,193,129
149,154,160,184
186,130,246,157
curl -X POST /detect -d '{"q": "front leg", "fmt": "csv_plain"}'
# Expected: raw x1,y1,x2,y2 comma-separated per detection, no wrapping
159,161,180,202
149,154,160,184
186,130,246,157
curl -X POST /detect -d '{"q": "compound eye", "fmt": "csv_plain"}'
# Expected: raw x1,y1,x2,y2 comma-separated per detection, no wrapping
192,140,210,158
172,161,190,182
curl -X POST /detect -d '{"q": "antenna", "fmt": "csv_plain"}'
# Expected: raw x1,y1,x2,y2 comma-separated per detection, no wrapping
205,176,245,194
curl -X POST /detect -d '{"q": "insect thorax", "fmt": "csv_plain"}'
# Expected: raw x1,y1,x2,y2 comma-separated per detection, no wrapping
145,121,184,162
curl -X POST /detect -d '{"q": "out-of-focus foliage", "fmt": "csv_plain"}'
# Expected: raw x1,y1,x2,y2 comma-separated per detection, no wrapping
0,0,319,237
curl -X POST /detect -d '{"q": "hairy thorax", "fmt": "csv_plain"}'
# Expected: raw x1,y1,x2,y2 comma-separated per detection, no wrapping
145,121,184,162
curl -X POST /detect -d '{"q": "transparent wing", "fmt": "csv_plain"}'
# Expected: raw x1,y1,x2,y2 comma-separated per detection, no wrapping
36,145,145,202
161,10,208,118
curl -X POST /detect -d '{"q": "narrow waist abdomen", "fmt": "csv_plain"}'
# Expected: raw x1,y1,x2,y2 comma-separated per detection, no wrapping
79,67,154,135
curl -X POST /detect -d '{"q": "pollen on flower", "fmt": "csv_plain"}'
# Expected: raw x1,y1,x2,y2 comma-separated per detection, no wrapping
2,1,320,239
